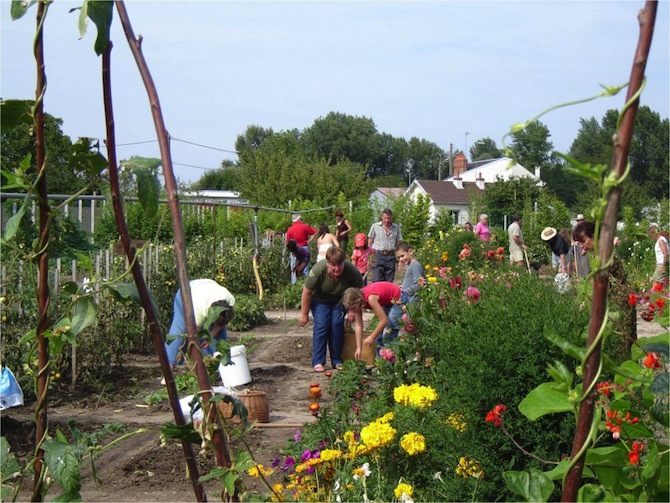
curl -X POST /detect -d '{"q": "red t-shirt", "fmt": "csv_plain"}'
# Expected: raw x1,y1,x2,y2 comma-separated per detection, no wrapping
286,221,317,247
362,282,402,308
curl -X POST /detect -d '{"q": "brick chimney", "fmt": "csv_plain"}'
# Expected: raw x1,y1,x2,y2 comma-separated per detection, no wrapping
475,172,485,190
453,153,467,178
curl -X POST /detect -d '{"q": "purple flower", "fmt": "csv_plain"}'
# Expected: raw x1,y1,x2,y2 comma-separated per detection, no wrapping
271,457,281,468
301,449,312,462
294,429,301,442
305,466,315,475
284,456,295,468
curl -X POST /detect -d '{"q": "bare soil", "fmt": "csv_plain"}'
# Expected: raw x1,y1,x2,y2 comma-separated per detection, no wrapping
2,309,667,502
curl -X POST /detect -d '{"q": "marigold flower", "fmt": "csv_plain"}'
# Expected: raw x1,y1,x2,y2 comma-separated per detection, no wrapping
360,421,396,449
248,464,274,477
394,383,438,409
319,449,342,461
628,293,638,306
394,482,414,500
445,413,467,432
400,432,426,455
455,457,484,479
644,352,661,369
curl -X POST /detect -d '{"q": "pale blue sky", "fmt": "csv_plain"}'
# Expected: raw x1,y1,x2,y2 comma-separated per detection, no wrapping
2,1,668,184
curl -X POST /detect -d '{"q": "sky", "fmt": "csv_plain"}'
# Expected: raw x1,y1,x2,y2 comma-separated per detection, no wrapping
2,0,669,185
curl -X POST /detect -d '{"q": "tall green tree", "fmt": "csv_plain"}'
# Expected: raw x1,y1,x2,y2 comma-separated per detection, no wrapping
234,124,276,157
190,160,242,191
510,120,553,169
301,112,383,176
406,137,445,182
481,176,542,226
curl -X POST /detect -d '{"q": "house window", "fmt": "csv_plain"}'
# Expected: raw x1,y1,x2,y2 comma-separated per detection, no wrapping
450,210,460,225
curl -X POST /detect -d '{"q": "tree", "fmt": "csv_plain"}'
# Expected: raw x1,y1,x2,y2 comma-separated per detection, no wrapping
568,105,669,210
0,112,94,195
236,132,373,207
481,176,542,226
234,124,276,157
301,112,383,176
510,120,553,169
190,160,243,191
470,137,502,162
406,137,445,182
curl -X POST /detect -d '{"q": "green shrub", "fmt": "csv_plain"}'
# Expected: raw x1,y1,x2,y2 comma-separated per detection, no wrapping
228,295,268,331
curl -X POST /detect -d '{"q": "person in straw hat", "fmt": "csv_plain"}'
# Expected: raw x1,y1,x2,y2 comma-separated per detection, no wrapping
541,226,569,273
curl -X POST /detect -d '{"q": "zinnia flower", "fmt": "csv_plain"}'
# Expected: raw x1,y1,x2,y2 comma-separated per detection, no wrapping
487,250,495,259
466,286,481,303
399,432,426,455
379,348,396,364
628,293,638,306
644,352,661,369
485,404,507,427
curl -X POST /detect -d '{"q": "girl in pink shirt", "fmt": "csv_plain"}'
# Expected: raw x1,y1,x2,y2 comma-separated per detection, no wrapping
351,233,374,283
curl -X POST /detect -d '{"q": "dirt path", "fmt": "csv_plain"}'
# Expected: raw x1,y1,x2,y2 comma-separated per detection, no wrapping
2,309,666,501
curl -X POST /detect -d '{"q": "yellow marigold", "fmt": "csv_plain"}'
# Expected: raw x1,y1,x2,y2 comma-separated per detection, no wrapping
376,412,394,424
247,463,273,477
343,430,356,444
455,456,484,479
445,413,467,432
394,482,414,500
427,275,438,283
360,421,396,449
319,449,342,461
400,432,426,455
394,383,438,409
424,264,431,270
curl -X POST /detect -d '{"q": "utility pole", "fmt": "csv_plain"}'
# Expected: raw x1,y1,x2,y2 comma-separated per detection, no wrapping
448,143,454,177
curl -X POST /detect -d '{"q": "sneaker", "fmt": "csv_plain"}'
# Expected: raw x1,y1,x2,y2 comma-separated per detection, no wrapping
334,363,343,370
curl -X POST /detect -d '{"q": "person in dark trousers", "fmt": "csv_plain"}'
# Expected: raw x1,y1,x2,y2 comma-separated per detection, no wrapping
540,227,569,273
368,208,402,283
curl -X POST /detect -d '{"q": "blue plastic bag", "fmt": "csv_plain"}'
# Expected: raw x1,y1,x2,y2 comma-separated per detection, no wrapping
0,367,24,410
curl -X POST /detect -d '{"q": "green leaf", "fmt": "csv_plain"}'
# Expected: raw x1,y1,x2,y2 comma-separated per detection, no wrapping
504,470,531,500
124,157,161,219
69,138,108,176
1,196,29,243
42,439,85,495
650,396,670,427
1,437,21,484
198,467,228,483
72,253,95,272
10,1,37,20
632,333,669,361
544,330,586,361
51,491,83,502
84,0,113,55
160,422,202,444
585,445,628,467
640,341,670,360
105,282,160,324
70,296,97,336
61,281,80,296
0,99,33,132
17,328,36,346
649,372,669,397
506,468,553,502
519,382,574,420
222,471,239,498
577,483,609,502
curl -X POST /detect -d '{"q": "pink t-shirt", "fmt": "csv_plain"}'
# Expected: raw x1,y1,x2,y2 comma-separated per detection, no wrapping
351,247,374,275
362,282,402,308
474,222,490,241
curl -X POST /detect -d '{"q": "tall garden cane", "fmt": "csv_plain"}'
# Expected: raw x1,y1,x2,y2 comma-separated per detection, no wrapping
523,249,532,274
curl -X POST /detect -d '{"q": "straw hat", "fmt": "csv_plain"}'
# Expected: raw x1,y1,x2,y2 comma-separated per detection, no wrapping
541,227,557,241
576,214,585,221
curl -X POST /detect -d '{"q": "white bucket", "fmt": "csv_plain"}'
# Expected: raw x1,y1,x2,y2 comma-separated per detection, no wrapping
218,345,252,387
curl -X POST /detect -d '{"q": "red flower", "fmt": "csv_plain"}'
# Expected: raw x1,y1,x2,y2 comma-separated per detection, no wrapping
487,250,495,259
449,277,462,289
644,352,661,369
596,382,611,396
655,297,666,310
485,404,507,427
496,247,504,255
628,294,638,307
628,441,644,466
651,282,664,292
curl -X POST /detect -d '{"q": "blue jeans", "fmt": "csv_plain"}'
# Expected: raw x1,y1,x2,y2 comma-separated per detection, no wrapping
165,290,227,366
290,247,311,284
372,253,396,283
380,292,410,348
311,300,345,367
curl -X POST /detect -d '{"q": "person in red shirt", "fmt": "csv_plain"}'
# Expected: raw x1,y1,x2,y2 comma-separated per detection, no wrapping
286,213,317,283
342,282,408,352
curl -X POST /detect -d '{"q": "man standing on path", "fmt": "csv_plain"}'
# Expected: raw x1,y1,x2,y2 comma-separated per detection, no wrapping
299,247,364,372
286,213,317,282
368,208,402,282
508,214,527,267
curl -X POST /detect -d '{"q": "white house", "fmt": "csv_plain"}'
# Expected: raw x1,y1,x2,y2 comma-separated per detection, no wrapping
181,189,248,206
368,187,405,208
406,157,543,225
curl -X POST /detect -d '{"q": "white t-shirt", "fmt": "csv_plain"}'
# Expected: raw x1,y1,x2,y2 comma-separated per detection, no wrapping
190,279,236,327
655,236,668,264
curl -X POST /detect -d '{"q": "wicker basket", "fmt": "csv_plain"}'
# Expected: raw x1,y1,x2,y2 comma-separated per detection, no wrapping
218,391,270,423
341,330,376,366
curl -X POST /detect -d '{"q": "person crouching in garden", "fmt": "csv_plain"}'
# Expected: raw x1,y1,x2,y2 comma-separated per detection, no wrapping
164,279,235,377
342,282,408,354
299,247,364,372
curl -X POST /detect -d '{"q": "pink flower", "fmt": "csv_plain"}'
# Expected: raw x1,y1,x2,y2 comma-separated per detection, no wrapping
438,267,448,279
379,348,396,364
466,287,481,303
449,277,462,289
